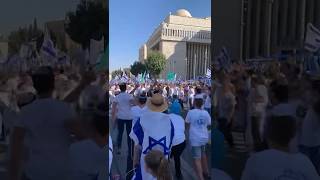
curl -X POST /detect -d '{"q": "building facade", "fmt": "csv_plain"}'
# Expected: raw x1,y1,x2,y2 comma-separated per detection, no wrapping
139,9,211,80
213,0,320,61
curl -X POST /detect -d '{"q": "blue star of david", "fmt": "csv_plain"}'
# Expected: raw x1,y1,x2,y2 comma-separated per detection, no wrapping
143,136,170,155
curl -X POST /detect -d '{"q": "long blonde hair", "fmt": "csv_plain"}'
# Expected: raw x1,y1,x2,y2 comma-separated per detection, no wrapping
144,150,172,180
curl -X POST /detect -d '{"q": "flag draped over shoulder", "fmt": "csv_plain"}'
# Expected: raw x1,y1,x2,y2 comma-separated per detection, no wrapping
305,23,320,53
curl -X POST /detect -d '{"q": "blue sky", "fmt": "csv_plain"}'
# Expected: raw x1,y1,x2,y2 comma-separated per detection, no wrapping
109,0,211,71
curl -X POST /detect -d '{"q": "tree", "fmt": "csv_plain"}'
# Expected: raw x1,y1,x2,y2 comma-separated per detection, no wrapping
65,0,106,49
8,27,28,55
33,18,38,36
111,69,122,79
145,51,166,79
123,68,131,77
130,61,147,76
7,19,43,56
27,25,33,41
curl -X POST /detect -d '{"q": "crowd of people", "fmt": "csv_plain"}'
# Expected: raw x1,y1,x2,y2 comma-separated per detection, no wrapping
1,58,319,180
109,80,212,180
213,61,320,179
0,65,108,180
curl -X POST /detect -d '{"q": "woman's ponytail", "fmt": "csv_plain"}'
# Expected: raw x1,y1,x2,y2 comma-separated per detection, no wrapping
144,150,172,180
157,156,171,180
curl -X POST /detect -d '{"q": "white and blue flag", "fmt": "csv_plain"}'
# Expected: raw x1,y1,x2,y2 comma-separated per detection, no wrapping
206,68,211,78
41,37,57,58
305,23,320,53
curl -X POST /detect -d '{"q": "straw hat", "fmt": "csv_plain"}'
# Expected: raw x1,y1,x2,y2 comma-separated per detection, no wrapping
147,93,168,112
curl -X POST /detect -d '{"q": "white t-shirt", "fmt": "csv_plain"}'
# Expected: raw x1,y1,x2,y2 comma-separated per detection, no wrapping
114,92,133,120
300,108,320,147
250,85,268,114
169,113,186,146
241,149,319,180
173,87,180,96
15,98,76,180
69,139,107,180
169,87,175,97
162,88,167,97
131,105,148,126
188,88,195,98
185,109,211,146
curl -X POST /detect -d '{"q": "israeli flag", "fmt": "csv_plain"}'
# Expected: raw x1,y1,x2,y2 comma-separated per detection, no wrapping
130,111,174,180
215,46,231,72
41,37,57,58
206,68,211,78
305,23,320,53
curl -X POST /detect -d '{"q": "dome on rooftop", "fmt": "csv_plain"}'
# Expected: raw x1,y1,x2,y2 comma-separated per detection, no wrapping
175,9,192,17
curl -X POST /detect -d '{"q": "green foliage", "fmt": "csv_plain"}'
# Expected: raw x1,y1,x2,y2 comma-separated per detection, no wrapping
123,68,131,77
145,51,166,79
130,61,147,76
111,69,122,79
65,0,106,49
8,18,43,55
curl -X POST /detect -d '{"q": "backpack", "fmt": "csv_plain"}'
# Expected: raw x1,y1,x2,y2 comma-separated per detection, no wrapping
169,99,182,115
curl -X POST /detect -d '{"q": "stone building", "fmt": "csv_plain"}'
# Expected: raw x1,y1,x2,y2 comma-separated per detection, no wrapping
213,0,320,62
139,9,211,80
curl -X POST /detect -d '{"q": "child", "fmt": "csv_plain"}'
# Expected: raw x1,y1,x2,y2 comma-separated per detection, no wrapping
144,150,172,180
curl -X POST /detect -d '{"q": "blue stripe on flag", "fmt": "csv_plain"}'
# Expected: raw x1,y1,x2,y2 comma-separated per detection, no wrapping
133,119,144,146
133,164,142,180
42,46,56,57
